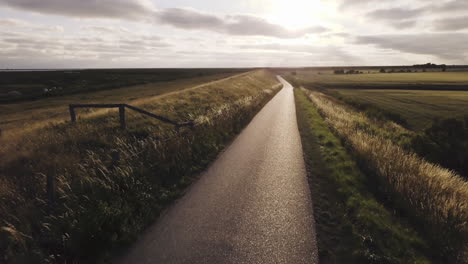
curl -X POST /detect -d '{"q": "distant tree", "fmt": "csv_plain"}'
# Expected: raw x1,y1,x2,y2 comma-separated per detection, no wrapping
379,68,386,73
334,69,345,74
292,71,297,76
442,64,447,72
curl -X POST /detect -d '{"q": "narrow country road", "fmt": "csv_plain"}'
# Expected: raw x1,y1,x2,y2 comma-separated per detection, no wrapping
118,76,318,264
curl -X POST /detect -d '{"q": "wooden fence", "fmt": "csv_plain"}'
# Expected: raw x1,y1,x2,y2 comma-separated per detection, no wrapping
69,104,194,129
37,104,195,204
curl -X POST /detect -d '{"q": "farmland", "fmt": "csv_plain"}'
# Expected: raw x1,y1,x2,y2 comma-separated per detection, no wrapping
285,70,468,263
289,70,468,90
0,69,245,137
0,68,248,102
2,67,467,263
330,89,468,130
287,70,468,130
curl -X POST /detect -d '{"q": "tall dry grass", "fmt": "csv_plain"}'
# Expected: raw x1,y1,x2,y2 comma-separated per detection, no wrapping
0,70,281,263
302,88,468,263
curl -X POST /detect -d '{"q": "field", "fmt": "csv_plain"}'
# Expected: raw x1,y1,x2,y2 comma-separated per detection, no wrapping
290,70,468,89
286,70,468,130
2,67,467,263
0,68,248,102
297,87,468,263
0,69,246,137
331,89,468,130
285,70,468,263
0,69,281,263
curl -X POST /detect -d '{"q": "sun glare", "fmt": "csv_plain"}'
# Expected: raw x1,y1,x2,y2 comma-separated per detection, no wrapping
267,0,329,29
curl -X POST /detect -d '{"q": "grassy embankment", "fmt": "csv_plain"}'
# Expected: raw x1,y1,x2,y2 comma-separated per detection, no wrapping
295,89,430,263
298,87,468,263
0,70,281,263
0,70,242,137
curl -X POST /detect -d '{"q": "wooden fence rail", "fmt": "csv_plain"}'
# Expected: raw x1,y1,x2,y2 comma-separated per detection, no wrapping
69,104,194,129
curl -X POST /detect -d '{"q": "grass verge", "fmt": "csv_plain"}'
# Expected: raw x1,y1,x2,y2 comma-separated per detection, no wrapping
295,88,430,263
299,88,468,263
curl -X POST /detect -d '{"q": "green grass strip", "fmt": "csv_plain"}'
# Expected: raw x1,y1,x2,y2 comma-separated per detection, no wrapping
295,88,431,264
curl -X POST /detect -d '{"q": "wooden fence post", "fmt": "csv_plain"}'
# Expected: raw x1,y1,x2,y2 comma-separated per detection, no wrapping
119,105,126,129
67,104,192,130
69,105,76,122
111,150,120,168
47,174,55,204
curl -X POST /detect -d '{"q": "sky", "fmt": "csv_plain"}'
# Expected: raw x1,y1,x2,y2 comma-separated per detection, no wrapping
0,0,467,68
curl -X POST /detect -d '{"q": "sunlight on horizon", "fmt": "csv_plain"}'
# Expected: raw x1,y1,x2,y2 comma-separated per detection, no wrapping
266,0,333,29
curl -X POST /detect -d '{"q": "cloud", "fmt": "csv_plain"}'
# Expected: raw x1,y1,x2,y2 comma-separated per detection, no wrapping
0,30,171,60
238,43,357,62
364,7,424,29
337,0,384,11
0,1,327,38
433,16,468,31
366,7,425,21
355,33,468,60
0,18,28,27
362,0,468,27
81,26,132,35
0,18,64,33
436,0,468,12
392,20,417,29
155,9,328,38
224,15,327,38
156,8,224,30
352,0,468,30
0,0,155,19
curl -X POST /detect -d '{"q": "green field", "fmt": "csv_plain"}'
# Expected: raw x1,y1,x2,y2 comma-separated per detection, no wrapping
285,70,468,131
332,89,468,130
291,71,468,90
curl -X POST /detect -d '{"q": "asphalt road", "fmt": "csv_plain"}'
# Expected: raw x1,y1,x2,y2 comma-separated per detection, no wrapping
118,76,318,264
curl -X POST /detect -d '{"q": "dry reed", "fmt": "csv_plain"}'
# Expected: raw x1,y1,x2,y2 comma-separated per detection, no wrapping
303,88,468,262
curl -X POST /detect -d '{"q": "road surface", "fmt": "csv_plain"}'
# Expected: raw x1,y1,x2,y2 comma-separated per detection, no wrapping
118,76,318,264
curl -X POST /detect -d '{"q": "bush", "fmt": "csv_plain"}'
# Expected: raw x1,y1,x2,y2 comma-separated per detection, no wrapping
411,117,468,179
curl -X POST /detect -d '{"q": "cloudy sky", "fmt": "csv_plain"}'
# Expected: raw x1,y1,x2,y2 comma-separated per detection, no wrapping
0,0,467,68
